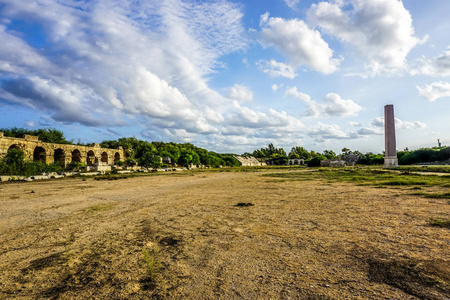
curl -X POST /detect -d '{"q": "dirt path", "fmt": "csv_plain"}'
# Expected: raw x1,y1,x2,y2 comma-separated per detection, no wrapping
0,171,449,299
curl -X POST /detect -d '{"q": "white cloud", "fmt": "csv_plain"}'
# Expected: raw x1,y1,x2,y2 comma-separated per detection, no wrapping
417,81,450,101
307,0,426,75
357,127,383,135
370,116,426,129
259,13,341,74
371,117,385,127
227,101,304,132
284,0,300,9
322,93,362,117
284,87,362,117
349,121,361,127
0,0,247,134
256,59,297,79
272,84,283,92
308,122,354,140
285,86,312,102
163,128,197,143
0,25,52,74
395,118,426,130
410,50,450,77
227,84,254,103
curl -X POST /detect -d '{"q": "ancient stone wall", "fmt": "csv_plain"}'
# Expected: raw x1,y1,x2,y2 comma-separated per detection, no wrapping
0,132,125,167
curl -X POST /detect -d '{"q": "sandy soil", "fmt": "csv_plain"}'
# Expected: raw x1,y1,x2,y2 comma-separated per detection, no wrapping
0,170,449,299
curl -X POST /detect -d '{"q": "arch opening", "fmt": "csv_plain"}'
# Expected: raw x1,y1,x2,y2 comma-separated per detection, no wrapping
72,149,82,163
101,152,108,164
54,149,65,166
87,150,96,166
33,147,46,163
8,144,22,152
114,152,120,162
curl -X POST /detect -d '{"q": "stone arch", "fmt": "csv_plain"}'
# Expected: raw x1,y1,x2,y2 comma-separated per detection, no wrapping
54,148,65,165
101,152,108,164
114,152,120,162
72,149,82,163
8,144,23,152
294,159,298,165
33,146,46,163
87,150,96,166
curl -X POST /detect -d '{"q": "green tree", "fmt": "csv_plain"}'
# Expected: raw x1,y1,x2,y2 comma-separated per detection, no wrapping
307,155,327,167
289,146,311,159
1,127,70,144
322,150,336,159
4,148,25,166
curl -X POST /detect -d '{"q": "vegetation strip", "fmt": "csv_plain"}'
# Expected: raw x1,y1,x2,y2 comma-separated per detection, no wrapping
263,167,450,188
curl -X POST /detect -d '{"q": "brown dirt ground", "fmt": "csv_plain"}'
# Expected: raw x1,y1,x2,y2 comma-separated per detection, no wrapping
0,170,449,299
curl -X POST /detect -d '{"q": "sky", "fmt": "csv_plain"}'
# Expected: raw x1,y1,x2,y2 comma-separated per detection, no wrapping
0,0,449,155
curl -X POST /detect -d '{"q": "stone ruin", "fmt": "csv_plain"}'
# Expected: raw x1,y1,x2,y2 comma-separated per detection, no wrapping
288,159,305,165
0,132,125,172
233,155,266,166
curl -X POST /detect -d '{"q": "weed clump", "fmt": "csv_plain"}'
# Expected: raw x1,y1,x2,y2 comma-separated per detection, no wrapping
429,217,450,228
142,247,161,282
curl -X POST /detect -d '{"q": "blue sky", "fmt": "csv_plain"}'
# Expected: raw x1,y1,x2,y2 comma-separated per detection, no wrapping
0,0,449,154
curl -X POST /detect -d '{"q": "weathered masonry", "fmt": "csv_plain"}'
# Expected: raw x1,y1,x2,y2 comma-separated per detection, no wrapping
0,132,125,167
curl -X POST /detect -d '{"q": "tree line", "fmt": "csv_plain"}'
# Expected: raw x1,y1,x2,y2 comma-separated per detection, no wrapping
246,143,450,167
1,128,449,176
100,137,239,168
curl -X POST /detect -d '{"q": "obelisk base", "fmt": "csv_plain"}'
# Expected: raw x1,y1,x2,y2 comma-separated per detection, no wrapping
384,156,398,168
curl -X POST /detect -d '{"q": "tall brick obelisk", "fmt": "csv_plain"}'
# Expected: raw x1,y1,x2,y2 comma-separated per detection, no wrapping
384,104,398,167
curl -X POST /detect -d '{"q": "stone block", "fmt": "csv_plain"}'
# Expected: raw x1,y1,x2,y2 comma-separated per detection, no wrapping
24,135,39,141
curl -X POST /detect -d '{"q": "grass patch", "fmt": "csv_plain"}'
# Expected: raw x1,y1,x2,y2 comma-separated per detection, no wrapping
94,174,134,180
391,165,450,173
429,217,450,228
87,204,113,212
426,192,450,199
377,179,429,186
411,192,450,199
263,167,450,188
411,186,423,190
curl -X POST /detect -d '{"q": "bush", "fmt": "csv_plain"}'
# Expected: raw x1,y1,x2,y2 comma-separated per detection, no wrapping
307,155,327,167
66,161,86,171
0,148,25,175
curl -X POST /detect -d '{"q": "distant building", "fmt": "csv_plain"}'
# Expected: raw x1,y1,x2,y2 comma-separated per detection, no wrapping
288,159,304,165
233,156,266,166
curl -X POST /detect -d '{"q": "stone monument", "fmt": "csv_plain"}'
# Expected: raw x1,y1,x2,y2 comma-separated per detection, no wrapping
384,104,398,167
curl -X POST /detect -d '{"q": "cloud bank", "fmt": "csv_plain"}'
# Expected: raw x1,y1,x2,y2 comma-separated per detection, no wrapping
259,12,341,74
307,0,426,75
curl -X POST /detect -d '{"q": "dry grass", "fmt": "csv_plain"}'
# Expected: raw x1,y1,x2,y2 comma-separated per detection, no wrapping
0,169,449,299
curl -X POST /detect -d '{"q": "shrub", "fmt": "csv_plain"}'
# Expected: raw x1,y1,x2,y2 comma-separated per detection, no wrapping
142,247,161,281
307,155,327,167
